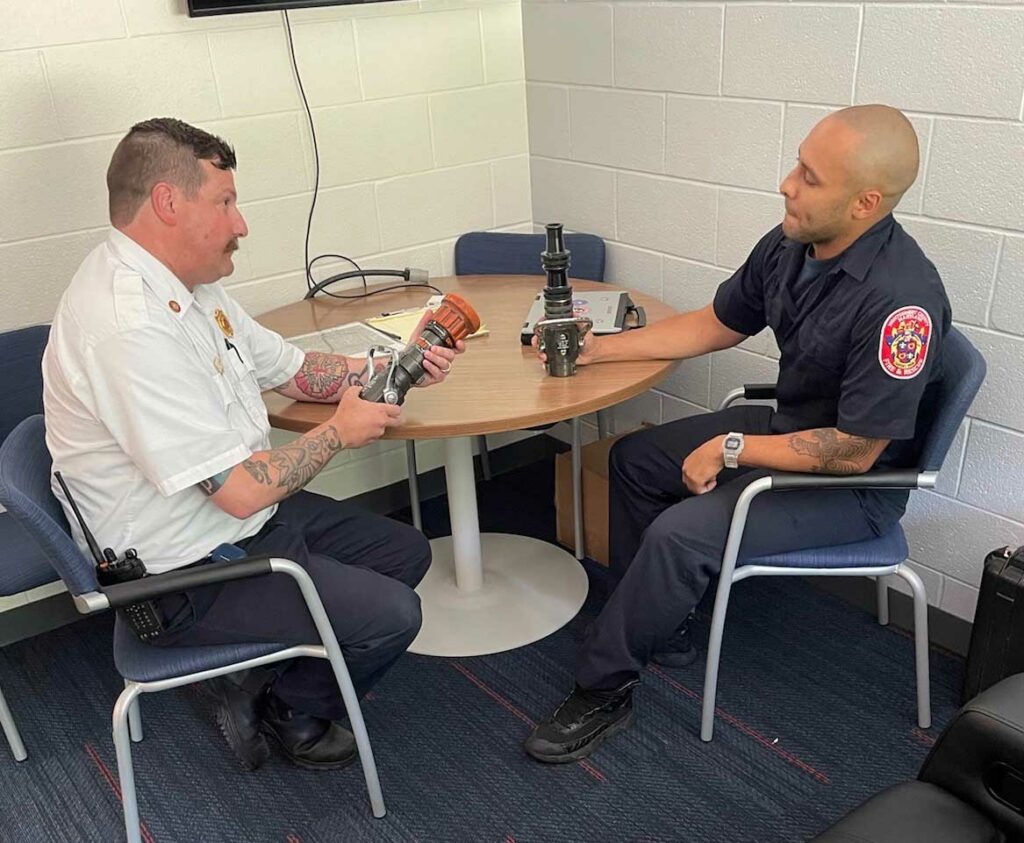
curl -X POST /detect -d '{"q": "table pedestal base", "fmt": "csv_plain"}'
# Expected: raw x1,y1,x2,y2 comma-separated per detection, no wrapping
408,533,589,657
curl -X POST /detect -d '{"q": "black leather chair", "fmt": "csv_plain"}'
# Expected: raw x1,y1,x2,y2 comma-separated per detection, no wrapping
811,673,1024,843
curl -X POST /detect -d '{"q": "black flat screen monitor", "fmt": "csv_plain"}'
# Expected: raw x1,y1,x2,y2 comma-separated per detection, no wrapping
188,0,397,16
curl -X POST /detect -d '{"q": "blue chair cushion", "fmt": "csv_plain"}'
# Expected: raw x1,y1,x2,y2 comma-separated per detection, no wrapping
0,511,59,595
743,525,909,570
113,617,288,683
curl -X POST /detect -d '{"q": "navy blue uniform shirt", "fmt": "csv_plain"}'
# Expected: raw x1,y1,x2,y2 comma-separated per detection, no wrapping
713,213,952,483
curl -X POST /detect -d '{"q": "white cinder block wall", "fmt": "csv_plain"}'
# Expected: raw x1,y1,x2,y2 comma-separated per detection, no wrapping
0,0,531,611
523,0,1024,622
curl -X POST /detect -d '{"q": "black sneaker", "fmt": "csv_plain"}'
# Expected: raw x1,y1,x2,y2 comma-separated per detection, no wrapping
651,615,698,668
524,680,639,764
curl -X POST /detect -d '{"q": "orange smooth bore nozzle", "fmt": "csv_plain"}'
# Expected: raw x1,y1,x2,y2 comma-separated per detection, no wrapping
433,293,481,343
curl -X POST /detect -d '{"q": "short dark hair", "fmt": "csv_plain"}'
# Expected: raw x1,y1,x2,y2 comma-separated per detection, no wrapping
106,117,237,226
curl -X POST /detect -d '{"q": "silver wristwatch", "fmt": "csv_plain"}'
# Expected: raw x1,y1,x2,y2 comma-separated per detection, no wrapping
722,432,745,469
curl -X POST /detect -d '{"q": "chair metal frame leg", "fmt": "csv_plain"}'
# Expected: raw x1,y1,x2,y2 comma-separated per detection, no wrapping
109,559,386,843
699,475,931,740
895,563,931,729
596,409,610,440
405,440,422,532
876,576,890,626
271,558,385,819
700,477,769,742
0,684,27,762
476,435,491,481
112,683,144,843
126,680,143,743
571,417,584,561
701,560,921,742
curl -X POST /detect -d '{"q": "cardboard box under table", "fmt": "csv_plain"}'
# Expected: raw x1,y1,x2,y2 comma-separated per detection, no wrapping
555,433,631,567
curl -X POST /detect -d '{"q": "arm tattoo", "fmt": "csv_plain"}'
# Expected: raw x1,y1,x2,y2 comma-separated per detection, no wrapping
241,424,342,497
197,468,232,496
292,351,363,400
788,429,880,474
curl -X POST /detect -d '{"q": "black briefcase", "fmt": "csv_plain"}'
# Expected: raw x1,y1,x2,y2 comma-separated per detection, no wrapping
963,545,1024,703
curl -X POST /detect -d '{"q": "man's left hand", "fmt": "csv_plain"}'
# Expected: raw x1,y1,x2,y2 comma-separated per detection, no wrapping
682,435,725,495
413,309,466,388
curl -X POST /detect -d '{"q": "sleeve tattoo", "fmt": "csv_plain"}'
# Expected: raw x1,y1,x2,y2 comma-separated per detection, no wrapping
241,424,342,497
293,351,364,400
787,429,880,474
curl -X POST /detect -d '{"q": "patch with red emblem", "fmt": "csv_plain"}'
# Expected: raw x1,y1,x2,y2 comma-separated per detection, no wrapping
879,306,931,379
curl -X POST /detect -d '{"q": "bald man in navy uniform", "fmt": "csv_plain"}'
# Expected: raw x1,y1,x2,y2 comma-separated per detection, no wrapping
526,105,951,764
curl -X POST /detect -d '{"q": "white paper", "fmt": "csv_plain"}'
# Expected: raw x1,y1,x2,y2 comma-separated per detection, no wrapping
288,321,404,358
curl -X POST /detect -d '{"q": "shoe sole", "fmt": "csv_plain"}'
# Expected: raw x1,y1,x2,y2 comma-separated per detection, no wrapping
526,707,636,764
216,706,270,772
260,725,358,772
650,648,699,668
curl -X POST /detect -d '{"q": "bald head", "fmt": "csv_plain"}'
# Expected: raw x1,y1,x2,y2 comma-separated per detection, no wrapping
825,105,919,210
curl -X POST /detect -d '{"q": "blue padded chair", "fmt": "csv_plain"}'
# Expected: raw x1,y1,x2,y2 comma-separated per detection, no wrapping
700,327,986,741
0,324,59,762
0,416,386,842
454,231,606,281
404,231,606,556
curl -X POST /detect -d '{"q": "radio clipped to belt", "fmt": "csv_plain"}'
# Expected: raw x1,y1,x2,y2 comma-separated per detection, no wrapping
54,471,164,640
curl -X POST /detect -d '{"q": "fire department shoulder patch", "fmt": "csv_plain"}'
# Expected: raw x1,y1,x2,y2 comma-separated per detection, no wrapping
879,306,931,380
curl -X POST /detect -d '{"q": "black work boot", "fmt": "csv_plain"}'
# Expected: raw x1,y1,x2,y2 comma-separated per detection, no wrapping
524,679,639,764
651,613,699,668
260,694,357,771
205,675,271,771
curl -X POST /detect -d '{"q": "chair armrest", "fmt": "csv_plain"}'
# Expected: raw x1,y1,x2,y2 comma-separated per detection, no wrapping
78,557,275,612
718,383,777,411
714,468,927,598
919,673,1024,840
743,383,777,400
769,469,924,492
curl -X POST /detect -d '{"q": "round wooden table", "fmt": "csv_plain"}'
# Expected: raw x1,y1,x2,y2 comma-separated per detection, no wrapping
258,275,677,657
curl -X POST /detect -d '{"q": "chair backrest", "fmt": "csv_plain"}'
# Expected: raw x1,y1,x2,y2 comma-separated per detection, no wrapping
0,415,99,596
918,327,986,473
454,231,606,282
0,324,49,444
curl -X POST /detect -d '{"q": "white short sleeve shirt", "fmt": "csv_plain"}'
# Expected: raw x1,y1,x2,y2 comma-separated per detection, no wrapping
43,229,305,574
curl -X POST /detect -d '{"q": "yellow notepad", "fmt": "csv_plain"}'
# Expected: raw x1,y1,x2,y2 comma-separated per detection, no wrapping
364,307,488,345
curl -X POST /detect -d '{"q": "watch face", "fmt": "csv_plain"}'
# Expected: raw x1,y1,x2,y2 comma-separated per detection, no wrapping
725,435,741,450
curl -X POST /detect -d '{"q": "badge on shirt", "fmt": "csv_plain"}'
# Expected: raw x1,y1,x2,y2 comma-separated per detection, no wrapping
879,306,931,379
214,308,234,339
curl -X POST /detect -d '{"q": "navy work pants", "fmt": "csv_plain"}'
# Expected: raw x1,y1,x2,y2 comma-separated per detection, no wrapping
576,406,901,691
153,491,430,721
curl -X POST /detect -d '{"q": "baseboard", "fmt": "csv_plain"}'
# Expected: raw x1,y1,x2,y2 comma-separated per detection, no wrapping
0,434,561,646
809,576,972,658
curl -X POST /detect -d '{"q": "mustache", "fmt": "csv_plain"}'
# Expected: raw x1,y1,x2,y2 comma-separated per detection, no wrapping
225,240,239,253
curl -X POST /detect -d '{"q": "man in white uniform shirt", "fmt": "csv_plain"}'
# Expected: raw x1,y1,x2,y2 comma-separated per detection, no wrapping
43,118,462,772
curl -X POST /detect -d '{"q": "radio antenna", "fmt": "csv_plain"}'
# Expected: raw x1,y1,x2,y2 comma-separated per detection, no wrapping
53,471,105,566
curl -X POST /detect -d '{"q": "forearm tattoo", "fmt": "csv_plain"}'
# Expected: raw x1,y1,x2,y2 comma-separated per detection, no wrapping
787,429,880,474
197,468,232,496
241,424,342,496
293,351,363,400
